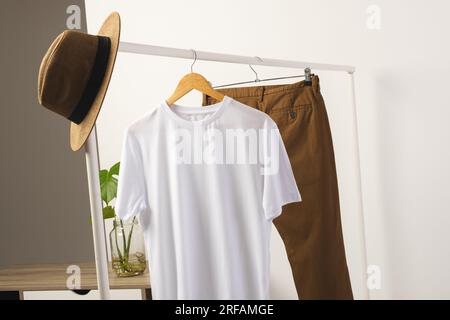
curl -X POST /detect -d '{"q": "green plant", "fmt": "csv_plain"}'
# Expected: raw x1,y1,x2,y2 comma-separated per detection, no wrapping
99,162,120,219
99,162,146,277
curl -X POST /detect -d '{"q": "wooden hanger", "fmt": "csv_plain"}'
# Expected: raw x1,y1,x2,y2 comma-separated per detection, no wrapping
165,50,225,106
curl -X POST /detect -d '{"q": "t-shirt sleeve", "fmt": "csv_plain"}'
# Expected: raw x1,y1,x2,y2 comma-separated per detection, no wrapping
115,128,148,221
261,117,301,221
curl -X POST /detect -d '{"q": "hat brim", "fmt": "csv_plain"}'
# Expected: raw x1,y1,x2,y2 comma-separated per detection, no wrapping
70,12,121,151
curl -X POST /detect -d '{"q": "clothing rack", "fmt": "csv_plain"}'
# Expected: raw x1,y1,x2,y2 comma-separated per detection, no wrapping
84,41,368,300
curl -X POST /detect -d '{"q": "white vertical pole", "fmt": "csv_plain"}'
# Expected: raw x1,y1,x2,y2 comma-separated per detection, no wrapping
349,71,370,299
84,125,111,299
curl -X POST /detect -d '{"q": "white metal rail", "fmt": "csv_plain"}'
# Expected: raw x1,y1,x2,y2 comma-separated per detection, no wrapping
85,41,368,300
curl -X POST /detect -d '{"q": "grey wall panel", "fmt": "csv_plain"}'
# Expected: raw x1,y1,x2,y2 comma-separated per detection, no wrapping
0,0,95,268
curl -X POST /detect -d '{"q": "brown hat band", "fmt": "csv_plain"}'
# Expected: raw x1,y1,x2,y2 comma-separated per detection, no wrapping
68,35,111,124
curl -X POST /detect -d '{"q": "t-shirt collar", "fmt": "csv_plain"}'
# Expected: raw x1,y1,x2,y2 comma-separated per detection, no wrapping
161,95,231,126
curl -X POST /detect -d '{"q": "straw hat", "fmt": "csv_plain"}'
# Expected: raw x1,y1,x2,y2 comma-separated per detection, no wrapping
37,12,121,151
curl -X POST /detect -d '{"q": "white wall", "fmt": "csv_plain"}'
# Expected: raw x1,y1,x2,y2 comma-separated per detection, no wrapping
86,0,450,299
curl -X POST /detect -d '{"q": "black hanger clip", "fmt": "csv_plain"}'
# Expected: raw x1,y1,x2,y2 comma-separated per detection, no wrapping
304,67,312,86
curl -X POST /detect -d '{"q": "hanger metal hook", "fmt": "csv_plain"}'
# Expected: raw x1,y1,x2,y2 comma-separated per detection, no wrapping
190,49,197,73
249,64,259,82
249,56,263,82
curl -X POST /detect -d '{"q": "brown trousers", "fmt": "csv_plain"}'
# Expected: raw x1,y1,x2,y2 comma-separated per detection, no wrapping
202,75,353,299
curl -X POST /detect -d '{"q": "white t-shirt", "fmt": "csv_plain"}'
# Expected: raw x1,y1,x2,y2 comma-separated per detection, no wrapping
115,95,301,299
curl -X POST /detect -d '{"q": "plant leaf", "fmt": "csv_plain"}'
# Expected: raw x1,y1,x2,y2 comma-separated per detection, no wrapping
101,178,117,205
99,169,108,184
99,162,120,206
102,205,116,219
110,162,120,176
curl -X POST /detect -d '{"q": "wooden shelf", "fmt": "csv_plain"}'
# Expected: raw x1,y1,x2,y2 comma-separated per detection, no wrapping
0,261,150,292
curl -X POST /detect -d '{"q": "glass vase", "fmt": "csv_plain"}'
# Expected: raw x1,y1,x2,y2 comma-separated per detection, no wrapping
109,217,147,277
